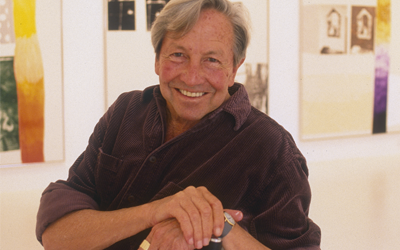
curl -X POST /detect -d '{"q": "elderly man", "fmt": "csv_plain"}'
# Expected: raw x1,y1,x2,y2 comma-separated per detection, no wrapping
36,0,321,249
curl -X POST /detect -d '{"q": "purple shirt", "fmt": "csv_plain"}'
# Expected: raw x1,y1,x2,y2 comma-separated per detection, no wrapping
36,83,321,249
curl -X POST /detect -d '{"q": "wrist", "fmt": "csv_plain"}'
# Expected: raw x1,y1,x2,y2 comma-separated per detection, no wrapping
220,211,236,238
204,212,236,250
136,203,156,229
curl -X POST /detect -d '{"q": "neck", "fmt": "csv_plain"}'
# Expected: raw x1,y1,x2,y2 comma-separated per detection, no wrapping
165,114,199,142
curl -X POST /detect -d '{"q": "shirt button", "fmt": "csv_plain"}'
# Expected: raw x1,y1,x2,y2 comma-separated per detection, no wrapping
128,195,135,203
149,156,157,163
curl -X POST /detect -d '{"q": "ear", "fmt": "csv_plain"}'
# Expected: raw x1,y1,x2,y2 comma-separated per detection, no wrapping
228,58,245,87
234,58,245,74
155,55,160,76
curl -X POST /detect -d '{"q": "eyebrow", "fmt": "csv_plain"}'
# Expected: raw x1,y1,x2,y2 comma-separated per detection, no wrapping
168,42,225,57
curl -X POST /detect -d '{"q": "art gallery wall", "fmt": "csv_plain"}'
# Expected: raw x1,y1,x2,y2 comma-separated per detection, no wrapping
0,1,105,249
0,1,399,249
269,1,400,249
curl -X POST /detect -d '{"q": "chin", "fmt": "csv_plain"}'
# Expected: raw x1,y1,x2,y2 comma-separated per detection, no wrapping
175,108,209,122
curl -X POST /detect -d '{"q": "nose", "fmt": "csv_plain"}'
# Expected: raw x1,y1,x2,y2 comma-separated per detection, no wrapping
181,60,204,86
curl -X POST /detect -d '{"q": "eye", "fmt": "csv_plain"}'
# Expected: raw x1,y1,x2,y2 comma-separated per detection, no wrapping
207,57,220,63
169,52,186,63
172,53,184,57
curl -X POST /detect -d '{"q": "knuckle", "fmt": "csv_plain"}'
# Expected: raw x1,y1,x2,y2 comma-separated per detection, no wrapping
185,186,196,193
191,211,201,222
176,190,185,198
152,228,164,241
201,205,212,217
211,199,223,209
198,186,208,192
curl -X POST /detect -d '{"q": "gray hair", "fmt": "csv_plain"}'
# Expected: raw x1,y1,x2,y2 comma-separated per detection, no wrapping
151,0,251,67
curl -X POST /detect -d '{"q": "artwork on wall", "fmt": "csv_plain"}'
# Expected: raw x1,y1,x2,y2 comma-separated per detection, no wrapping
240,63,268,114
108,0,136,30
300,0,399,140
372,0,390,133
0,57,19,153
0,0,64,165
351,6,375,53
146,0,170,31
319,5,347,54
105,0,269,114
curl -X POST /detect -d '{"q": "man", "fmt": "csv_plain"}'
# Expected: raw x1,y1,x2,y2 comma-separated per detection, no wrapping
36,0,321,249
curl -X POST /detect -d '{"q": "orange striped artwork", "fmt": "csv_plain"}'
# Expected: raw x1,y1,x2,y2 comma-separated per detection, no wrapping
13,0,45,162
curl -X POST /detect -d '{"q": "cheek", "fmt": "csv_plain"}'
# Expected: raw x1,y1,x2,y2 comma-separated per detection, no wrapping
159,63,179,82
206,69,233,90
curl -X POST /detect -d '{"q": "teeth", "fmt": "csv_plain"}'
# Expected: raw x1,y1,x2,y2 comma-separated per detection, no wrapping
179,89,205,97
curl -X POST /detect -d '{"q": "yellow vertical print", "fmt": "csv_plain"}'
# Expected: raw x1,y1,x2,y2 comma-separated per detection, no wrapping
13,0,45,163
376,0,391,44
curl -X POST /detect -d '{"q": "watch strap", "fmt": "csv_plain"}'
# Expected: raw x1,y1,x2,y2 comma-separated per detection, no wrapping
220,212,235,238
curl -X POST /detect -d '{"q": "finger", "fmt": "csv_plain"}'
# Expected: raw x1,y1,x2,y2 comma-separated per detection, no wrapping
148,219,176,246
224,209,243,222
164,220,195,250
189,190,214,247
170,189,201,247
147,218,175,243
198,187,224,237
147,190,202,248
149,219,188,250
180,187,207,249
173,207,195,247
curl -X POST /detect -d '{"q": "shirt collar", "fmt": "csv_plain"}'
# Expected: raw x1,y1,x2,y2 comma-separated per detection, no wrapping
208,83,252,131
142,83,252,131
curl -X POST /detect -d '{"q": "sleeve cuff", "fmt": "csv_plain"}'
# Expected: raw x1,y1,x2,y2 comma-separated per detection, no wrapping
36,182,99,244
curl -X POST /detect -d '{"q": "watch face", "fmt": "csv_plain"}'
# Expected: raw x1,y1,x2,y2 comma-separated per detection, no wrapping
224,212,235,225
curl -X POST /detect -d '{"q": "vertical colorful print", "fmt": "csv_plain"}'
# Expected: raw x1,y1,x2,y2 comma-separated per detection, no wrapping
300,3,376,140
0,57,20,152
13,0,45,162
373,0,390,134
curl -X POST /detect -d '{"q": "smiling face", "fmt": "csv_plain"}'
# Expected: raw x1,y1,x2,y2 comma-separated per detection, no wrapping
155,8,244,129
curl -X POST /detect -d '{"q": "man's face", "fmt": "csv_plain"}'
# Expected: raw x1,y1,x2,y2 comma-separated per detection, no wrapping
155,9,243,124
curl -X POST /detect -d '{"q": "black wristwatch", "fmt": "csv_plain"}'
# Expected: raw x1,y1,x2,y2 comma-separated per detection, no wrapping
203,212,236,250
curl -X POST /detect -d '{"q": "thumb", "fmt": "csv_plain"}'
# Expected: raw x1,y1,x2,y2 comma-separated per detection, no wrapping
224,209,243,222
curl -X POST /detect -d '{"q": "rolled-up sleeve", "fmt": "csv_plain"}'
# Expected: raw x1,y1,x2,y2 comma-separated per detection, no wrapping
36,182,100,243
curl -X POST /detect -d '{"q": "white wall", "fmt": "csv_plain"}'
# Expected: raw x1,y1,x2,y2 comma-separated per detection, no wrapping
0,1,105,249
1,1,399,249
269,2,400,249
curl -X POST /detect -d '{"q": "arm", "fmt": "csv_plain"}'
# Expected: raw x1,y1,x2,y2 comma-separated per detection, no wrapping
42,186,225,250
42,206,151,250
222,225,271,250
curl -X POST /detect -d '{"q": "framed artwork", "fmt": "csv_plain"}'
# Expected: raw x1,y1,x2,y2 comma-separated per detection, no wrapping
300,0,400,140
105,0,269,113
0,0,64,165
108,0,136,30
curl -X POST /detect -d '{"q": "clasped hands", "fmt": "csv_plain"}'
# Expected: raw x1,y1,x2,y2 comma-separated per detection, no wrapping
144,186,243,250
